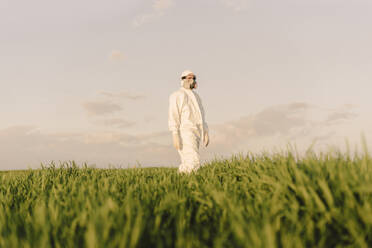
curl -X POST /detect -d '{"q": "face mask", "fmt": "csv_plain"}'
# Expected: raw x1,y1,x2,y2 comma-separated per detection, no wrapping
183,78,197,89
190,80,197,89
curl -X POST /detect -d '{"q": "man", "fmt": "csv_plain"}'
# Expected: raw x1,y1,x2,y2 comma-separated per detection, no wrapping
168,70,209,174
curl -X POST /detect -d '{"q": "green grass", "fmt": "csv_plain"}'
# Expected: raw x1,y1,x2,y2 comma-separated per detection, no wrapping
1,145,372,248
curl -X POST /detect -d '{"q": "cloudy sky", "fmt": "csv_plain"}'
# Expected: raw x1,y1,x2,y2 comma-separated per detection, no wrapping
1,0,371,170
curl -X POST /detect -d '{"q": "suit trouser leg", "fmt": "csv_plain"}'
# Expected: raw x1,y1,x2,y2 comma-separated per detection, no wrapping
177,128,201,173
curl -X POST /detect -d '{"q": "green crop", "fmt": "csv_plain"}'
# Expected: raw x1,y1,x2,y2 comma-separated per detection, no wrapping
0,144,371,247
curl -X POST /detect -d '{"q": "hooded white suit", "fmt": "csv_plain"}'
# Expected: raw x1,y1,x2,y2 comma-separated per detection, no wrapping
168,84,209,174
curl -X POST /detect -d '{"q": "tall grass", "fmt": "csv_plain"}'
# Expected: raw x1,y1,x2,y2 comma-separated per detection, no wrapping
0,145,371,247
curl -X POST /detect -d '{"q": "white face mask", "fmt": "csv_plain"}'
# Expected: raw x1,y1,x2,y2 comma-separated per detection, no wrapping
182,79,197,89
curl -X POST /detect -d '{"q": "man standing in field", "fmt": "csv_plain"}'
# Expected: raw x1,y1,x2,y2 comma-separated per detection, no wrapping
168,70,209,174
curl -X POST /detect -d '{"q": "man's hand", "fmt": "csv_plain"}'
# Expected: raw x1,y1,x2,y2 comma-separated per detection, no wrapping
173,132,182,150
204,131,209,147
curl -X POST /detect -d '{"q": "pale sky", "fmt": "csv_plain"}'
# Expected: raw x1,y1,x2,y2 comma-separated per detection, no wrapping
1,0,371,170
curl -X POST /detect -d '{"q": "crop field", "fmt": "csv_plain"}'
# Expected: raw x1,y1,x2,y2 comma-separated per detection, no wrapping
1,146,372,248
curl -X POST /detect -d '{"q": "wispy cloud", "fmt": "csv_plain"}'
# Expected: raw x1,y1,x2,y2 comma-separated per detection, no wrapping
100,90,145,100
204,102,360,158
132,0,174,27
0,126,177,170
82,91,143,129
108,50,124,61
82,131,139,145
82,100,123,116
323,104,358,125
0,102,367,170
96,118,136,129
326,112,358,123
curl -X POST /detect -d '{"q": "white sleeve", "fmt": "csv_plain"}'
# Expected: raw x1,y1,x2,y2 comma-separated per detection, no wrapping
168,92,183,134
196,93,209,133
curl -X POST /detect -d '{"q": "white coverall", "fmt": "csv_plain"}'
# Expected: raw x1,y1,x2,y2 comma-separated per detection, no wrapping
168,87,209,173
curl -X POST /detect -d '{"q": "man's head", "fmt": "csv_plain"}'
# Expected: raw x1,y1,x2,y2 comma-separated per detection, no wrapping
181,70,197,90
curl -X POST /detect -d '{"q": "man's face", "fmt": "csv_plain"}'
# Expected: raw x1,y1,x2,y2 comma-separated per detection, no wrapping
185,73,197,89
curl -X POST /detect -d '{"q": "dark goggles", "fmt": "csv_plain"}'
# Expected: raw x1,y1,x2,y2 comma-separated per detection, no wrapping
181,75,196,80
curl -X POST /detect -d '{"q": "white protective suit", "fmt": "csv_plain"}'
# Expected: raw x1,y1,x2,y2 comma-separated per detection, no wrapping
168,73,209,174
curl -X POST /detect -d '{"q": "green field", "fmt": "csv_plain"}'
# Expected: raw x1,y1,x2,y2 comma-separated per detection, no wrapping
1,146,372,248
